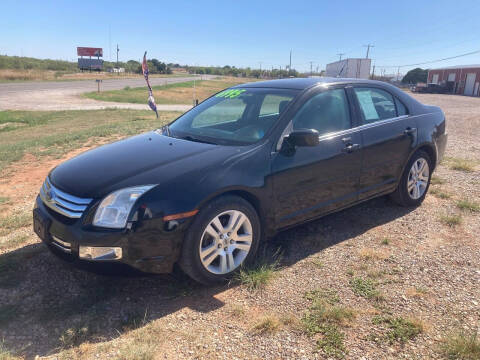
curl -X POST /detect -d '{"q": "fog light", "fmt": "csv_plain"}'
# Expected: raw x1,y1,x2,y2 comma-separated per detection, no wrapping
79,246,122,261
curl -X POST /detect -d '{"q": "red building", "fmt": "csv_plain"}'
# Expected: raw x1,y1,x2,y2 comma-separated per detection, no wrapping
427,65,480,96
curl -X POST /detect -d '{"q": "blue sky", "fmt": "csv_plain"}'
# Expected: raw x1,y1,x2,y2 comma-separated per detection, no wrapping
1,0,479,74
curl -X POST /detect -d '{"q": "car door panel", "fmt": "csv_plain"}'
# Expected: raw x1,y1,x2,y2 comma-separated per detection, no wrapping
271,131,362,227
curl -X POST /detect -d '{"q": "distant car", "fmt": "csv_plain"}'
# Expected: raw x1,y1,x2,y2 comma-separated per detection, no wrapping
33,78,447,284
416,83,448,94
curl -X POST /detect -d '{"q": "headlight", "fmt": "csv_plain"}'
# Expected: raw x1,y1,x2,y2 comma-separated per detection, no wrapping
93,185,155,229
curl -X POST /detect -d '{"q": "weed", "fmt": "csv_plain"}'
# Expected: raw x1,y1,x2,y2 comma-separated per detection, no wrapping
302,289,354,359
441,331,480,360
0,197,8,205
251,315,281,335
381,238,390,246
123,86,131,90
406,286,428,298
350,277,383,301
439,214,462,227
430,188,451,199
346,269,355,277
446,158,476,172
311,258,324,268
359,248,389,261
430,176,445,185
0,340,20,360
120,309,148,331
456,199,480,212
59,325,89,348
236,262,277,291
228,304,245,317
372,316,423,343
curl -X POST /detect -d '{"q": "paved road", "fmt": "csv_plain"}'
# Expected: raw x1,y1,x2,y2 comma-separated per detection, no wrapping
0,75,212,111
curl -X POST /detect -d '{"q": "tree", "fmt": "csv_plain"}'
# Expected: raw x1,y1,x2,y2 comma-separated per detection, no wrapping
402,68,428,84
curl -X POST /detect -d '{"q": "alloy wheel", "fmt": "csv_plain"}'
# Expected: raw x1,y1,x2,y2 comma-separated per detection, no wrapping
407,157,429,200
199,210,252,274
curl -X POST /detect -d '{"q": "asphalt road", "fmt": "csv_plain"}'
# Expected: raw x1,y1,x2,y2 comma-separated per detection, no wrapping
0,75,212,111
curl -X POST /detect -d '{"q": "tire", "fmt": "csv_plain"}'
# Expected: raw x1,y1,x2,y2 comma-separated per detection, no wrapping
390,150,432,207
178,195,261,285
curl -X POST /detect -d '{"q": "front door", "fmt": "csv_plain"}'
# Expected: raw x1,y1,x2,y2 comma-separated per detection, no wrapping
271,87,362,228
351,86,417,199
464,73,476,96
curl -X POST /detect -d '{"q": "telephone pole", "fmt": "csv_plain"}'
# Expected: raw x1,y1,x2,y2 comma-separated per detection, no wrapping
337,53,345,61
363,44,374,59
310,61,314,76
289,50,292,75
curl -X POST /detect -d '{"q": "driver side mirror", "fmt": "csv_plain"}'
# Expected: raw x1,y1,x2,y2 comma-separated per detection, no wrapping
285,129,320,147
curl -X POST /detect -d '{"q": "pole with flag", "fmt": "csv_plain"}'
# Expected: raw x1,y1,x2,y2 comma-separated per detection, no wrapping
142,51,159,118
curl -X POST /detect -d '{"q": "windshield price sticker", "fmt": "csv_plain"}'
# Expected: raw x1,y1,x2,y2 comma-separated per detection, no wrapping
215,89,246,98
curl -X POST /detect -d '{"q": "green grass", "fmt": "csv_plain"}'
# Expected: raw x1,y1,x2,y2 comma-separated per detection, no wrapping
456,199,480,212
0,197,8,205
372,316,423,344
83,78,247,105
439,214,462,227
0,234,29,251
302,289,354,359
349,277,383,301
380,238,390,246
235,261,278,291
0,110,177,173
441,331,480,360
0,213,31,236
430,188,451,199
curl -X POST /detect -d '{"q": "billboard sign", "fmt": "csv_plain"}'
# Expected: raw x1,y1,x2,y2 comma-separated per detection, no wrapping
77,47,103,57
78,58,104,70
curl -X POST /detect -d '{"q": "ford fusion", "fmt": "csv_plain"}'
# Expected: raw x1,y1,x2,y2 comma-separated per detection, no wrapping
33,78,447,284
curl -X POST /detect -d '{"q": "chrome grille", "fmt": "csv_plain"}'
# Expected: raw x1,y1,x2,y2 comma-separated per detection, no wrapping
39,177,92,219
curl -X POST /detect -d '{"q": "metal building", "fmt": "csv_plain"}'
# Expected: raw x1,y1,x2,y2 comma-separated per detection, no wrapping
325,58,371,79
427,65,480,96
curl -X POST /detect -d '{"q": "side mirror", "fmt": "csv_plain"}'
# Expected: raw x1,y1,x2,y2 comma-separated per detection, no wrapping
285,129,320,147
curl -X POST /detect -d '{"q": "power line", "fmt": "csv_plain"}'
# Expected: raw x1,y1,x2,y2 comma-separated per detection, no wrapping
337,53,345,61
376,49,480,68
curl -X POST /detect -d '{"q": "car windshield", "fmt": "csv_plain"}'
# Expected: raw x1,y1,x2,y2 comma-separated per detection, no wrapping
168,87,299,145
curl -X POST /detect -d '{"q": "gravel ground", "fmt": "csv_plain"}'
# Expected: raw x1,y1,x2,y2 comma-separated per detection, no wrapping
0,93,478,359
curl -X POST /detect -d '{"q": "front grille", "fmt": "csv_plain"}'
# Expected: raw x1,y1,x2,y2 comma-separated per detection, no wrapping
40,177,92,219
51,235,72,253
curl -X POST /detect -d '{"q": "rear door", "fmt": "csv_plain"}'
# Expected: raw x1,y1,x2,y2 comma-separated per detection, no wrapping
351,86,417,200
271,86,362,227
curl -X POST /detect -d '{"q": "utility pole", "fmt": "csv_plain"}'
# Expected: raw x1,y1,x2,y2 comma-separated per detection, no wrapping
363,44,374,59
259,62,262,78
289,50,292,75
117,44,120,70
337,53,345,61
397,66,401,82
310,61,313,76
372,63,376,79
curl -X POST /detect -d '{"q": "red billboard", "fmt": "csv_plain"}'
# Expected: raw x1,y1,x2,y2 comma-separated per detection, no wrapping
77,47,103,57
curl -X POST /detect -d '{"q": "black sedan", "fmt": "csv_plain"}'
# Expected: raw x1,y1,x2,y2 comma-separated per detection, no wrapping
33,78,447,284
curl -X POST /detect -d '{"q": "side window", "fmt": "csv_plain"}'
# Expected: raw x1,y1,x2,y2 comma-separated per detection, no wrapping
259,95,292,116
292,89,351,135
395,97,409,116
192,97,246,128
354,88,396,123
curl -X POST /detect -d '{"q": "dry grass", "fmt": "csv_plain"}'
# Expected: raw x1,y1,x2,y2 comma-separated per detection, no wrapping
251,315,281,335
439,214,462,227
441,331,480,360
445,157,477,172
359,247,390,261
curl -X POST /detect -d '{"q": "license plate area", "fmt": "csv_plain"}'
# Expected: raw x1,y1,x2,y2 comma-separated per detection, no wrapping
33,208,51,241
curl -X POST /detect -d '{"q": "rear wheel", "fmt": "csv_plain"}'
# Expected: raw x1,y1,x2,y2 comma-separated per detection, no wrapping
179,195,260,285
390,150,432,207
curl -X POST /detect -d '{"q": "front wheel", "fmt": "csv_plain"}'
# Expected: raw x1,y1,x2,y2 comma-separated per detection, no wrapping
390,150,432,207
179,195,261,285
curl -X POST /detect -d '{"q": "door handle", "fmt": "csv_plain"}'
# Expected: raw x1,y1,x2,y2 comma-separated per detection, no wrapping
404,127,417,135
342,143,360,153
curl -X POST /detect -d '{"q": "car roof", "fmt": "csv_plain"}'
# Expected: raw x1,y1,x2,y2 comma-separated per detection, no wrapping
233,77,386,90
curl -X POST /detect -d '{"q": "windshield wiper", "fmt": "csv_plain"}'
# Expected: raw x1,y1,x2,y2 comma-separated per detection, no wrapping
181,135,217,145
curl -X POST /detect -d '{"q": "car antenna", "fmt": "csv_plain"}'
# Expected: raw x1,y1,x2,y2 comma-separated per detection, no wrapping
142,51,159,118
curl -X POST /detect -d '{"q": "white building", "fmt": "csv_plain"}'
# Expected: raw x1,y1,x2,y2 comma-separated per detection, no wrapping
325,58,371,79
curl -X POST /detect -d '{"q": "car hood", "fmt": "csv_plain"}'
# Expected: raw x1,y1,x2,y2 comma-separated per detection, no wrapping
49,131,238,198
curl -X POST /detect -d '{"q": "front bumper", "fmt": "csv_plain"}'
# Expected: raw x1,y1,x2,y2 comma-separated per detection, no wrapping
33,196,190,274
